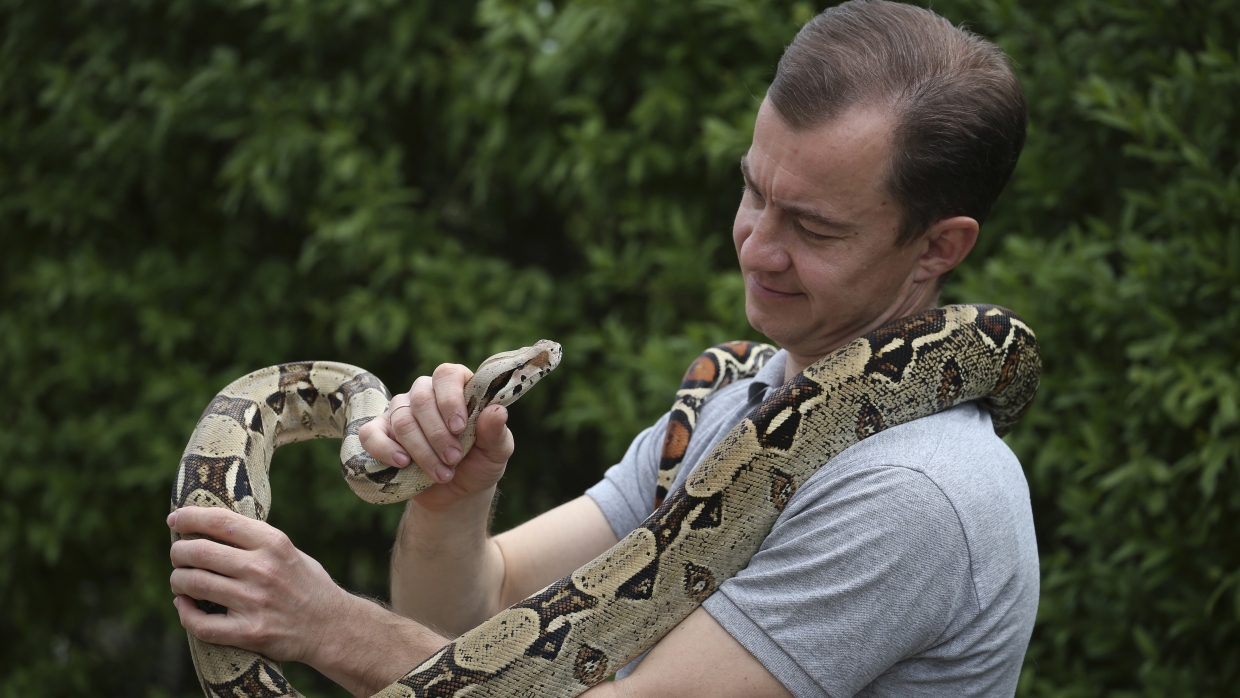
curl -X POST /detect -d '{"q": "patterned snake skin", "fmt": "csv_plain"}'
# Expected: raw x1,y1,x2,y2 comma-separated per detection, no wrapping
172,305,1039,697
654,341,778,508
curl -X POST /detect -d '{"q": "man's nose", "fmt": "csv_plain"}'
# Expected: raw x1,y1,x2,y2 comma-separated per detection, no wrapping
740,209,792,272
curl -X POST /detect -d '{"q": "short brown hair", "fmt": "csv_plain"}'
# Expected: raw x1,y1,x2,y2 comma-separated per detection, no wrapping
768,0,1026,245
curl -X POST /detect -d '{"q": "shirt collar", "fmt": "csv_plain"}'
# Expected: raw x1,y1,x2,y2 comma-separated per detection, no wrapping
748,349,788,403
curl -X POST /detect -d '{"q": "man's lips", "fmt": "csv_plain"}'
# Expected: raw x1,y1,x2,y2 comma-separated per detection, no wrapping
746,274,802,300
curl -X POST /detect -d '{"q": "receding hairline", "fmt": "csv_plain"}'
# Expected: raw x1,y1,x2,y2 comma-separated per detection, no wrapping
765,0,1026,245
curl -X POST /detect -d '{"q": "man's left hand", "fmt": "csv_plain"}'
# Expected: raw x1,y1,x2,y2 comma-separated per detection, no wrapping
167,506,350,664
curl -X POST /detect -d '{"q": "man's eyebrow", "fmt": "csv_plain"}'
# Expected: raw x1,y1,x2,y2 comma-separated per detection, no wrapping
739,155,856,233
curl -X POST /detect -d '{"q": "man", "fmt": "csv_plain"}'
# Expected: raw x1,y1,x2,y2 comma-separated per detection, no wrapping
168,1,1037,695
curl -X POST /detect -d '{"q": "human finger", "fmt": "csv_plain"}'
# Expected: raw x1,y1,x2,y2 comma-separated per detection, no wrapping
360,406,410,468
173,592,284,659
388,389,454,483
432,363,473,436
412,403,512,505
397,375,461,469
170,536,248,576
473,404,513,462
170,566,255,611
408,374,463,465
173,593,244,645
167,507,272,551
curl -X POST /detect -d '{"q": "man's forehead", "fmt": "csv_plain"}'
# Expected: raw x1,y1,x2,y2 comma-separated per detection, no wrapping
739,144,829,195
740,102,897,225
756,102,894,164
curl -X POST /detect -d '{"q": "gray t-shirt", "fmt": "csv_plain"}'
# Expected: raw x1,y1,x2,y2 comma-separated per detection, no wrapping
585,350,1039,697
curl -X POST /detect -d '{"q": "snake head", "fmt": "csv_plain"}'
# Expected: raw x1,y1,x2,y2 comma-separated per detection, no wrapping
458,340,563,453
470,339,562,408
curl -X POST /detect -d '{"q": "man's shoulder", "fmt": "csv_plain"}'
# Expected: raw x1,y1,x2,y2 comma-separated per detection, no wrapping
829,401,1015,470
755,402,1039,694
795,402,1037,604
822,403,1026,510
706,403,1037,698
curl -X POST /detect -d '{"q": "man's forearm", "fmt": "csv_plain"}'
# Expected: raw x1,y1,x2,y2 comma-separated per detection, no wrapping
390,486,507,636
308,592,451,697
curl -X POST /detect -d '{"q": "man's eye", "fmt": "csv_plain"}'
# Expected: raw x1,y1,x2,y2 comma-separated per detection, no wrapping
797,222,829,240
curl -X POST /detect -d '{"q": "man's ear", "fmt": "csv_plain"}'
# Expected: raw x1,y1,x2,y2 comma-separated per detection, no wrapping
912,216,979,282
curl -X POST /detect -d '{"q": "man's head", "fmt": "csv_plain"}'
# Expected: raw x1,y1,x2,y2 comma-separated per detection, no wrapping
733,0,1026,373
769,0,1027,244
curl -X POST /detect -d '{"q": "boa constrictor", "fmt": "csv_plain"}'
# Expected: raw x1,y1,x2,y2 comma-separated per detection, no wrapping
171,304,1039,697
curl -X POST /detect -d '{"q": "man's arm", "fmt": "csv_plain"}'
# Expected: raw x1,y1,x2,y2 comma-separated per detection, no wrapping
360,363,618,635
170,360,797,696
167,506,448,697
492,494,620,606
389,491,619,635
169,506,794,698
587,607,794,698
365,363,794,695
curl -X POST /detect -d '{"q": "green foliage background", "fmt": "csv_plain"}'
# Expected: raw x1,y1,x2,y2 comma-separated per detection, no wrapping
1,0,1236,695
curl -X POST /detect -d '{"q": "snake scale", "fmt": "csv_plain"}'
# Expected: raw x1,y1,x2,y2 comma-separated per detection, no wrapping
171,304,1039,697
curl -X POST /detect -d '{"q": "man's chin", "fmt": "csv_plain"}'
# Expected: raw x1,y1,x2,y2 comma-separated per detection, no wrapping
744,304,795,348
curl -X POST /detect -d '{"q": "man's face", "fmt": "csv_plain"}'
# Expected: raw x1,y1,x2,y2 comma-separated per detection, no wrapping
733,99,930,364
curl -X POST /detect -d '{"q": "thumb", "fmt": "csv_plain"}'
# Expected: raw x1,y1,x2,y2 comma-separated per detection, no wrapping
472,404,513,462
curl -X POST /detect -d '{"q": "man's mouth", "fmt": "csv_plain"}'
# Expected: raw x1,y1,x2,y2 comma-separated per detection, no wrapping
747,274,802,300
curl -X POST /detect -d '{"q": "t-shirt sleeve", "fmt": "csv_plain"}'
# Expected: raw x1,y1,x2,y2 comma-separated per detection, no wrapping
585,412,669,540
702,464,976,698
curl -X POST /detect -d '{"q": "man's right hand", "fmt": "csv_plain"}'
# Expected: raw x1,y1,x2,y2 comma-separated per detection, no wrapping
358,363,514,512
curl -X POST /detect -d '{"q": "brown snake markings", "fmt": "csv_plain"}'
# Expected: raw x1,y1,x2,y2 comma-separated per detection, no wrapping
655,341,779,507
204,659,293,697
173,309,1039,698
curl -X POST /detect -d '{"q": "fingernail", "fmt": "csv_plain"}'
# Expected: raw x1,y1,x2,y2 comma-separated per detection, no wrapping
436,465,453,482
393,451,410,467
166,512,177,527
449,414,466,434
444,447,462,465
494,405,508,421
172,596,181,609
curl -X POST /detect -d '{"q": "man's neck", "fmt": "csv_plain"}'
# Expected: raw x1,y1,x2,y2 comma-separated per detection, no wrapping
781,291,942,383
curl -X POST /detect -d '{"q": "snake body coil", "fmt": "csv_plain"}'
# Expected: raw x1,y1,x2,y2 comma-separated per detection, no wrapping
172,306,1039,697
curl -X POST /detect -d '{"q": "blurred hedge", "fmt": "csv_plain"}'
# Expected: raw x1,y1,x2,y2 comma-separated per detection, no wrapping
0,0,1236,695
